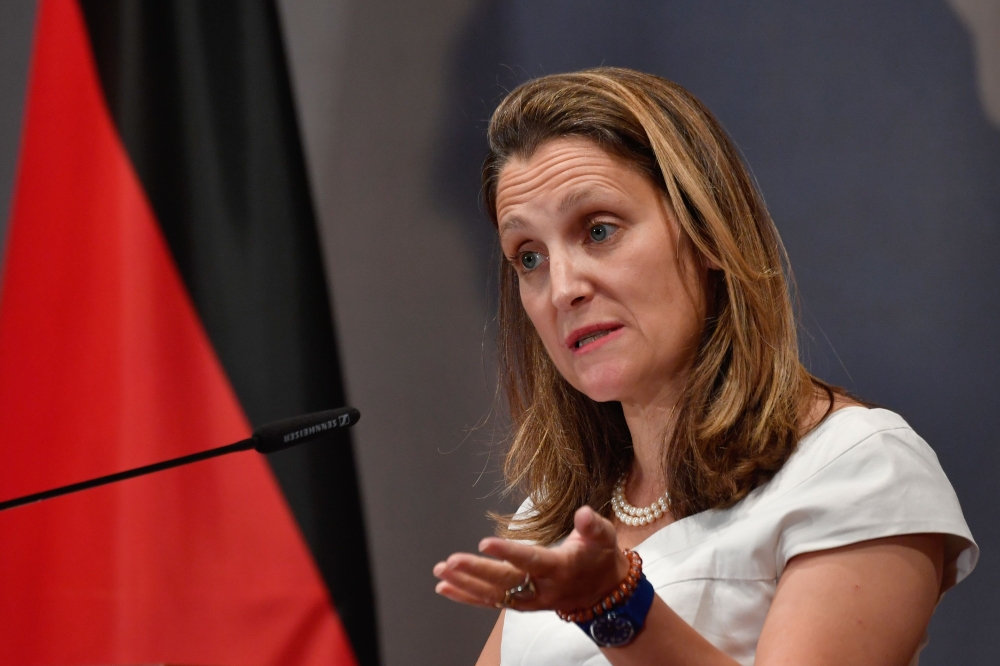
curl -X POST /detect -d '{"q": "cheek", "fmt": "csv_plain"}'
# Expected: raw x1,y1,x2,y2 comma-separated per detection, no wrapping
619,241,706,348
519,284,577,374
647,276,707,361
519,284,557,348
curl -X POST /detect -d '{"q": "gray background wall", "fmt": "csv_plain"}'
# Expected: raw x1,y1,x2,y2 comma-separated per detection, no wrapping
1,1,997,664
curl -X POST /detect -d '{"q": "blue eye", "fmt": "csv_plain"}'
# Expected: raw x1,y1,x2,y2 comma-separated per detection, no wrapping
590,223,613,242
520,251,543,271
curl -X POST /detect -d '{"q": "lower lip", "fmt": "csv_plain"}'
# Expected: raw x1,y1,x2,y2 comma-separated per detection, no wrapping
571,327,625,355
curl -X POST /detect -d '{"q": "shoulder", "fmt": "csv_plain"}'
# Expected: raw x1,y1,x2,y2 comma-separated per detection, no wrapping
765,405,952,506
756,406,978,587
774,406,926,487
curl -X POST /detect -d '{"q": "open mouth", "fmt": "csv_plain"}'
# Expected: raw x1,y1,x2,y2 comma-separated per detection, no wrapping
575,330,614,349
567,324,624,351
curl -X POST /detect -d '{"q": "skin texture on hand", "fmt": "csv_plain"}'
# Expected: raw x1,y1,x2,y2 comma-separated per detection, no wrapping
434,506,630,612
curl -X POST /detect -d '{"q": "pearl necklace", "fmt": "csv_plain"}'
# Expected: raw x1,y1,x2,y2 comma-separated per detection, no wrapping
611,476,669,526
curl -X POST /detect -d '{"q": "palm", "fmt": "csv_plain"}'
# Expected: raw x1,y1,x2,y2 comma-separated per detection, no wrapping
433,506,629,612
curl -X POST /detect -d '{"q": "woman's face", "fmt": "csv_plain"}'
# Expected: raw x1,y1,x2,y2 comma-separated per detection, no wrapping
496,137,710,407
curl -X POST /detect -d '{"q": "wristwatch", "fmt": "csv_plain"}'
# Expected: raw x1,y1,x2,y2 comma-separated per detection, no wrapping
576,573,655,648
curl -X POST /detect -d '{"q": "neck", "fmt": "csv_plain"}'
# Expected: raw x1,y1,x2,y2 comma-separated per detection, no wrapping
619,384,682,499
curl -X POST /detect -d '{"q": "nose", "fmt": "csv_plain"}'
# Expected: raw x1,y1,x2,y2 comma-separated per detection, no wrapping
549,249,593,311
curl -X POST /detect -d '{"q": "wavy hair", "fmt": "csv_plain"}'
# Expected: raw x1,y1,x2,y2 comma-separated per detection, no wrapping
483,68,835,545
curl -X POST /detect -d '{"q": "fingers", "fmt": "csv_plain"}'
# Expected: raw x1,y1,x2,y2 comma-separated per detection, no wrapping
477,538,557,574
436,565,504,605
435,579,496,608
433,552,526,609
434,509,626,613
477,507,617,573
439,552,524,587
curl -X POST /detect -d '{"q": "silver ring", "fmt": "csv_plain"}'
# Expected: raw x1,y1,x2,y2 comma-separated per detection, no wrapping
496,572,536,608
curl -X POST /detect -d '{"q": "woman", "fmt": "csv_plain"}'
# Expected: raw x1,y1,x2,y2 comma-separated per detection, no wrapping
432,68,976,666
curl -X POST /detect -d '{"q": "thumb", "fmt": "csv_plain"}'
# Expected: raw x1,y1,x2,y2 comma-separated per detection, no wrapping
574,505,614,545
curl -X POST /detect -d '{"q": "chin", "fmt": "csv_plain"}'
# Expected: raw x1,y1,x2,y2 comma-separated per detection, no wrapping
569,364,632,404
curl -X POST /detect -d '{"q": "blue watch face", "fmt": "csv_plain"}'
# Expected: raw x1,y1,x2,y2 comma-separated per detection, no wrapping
589,612,635,647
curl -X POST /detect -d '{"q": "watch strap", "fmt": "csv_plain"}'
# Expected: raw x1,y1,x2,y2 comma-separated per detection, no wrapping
576,572,655,647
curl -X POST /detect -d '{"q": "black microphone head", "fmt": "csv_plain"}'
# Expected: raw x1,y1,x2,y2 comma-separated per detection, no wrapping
251,407,361,454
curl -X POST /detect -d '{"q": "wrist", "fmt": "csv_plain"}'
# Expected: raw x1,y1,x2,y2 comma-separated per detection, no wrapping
613,549,631,587
590,549,631,609
557,549,644,623
555,550,653,648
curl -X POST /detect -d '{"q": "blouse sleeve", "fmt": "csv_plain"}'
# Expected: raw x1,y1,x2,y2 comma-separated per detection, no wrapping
771,410,978,592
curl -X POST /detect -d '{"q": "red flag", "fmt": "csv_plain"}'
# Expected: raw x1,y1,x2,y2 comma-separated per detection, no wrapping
0,1,359,663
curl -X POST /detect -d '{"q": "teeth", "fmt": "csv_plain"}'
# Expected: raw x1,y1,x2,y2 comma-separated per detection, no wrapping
575,330,612,348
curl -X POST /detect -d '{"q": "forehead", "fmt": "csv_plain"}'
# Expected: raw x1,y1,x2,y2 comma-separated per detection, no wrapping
495,137,643,225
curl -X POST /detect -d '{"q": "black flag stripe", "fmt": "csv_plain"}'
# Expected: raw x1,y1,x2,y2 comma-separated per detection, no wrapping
77,2,379,664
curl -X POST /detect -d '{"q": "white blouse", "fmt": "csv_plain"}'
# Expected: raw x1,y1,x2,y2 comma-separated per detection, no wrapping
501,407,978,666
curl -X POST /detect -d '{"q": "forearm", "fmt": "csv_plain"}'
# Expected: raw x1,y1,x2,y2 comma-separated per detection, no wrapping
599,596,738,666
475,610,504,666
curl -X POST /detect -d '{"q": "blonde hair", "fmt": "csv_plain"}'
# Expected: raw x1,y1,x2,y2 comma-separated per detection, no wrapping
483,68,836,545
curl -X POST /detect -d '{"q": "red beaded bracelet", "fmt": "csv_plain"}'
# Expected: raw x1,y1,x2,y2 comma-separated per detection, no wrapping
556,549,643,623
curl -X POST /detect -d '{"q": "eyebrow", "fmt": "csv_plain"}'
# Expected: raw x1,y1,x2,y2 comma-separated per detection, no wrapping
498,216,525,238
498,188,613,237
557,188,603,214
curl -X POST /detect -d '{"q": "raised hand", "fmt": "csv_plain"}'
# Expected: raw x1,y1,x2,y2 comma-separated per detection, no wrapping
433,505,631,612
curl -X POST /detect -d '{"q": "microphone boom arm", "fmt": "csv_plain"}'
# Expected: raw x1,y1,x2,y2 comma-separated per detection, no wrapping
0,406,360,513
0,438,254,512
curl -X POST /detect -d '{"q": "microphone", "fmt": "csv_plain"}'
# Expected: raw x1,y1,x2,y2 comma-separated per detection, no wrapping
0,406,361,513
